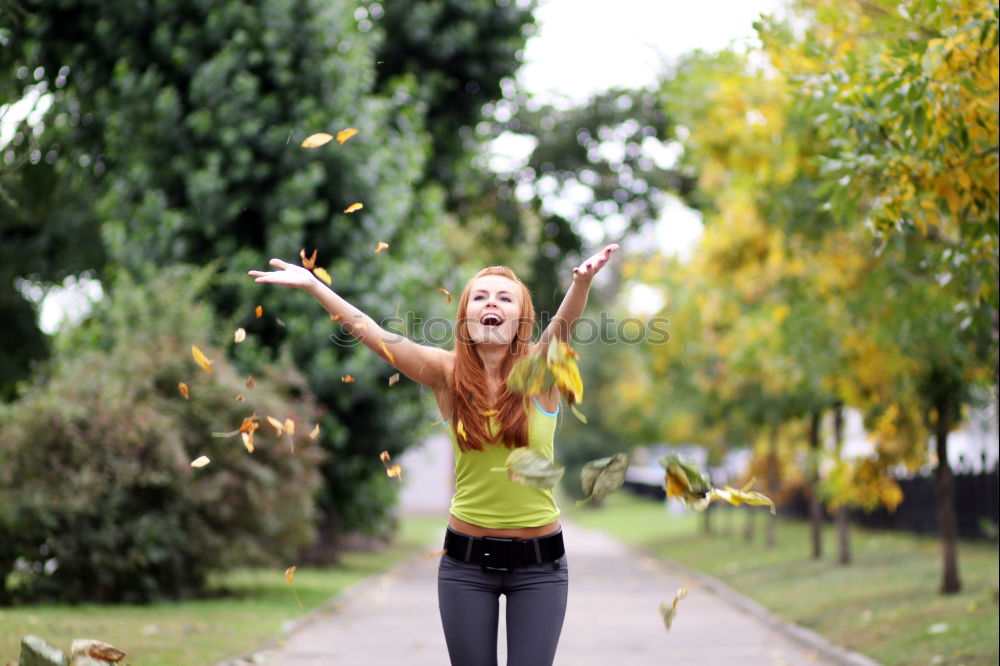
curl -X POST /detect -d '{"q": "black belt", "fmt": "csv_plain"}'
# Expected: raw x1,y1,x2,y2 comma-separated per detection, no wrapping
443,528,565,574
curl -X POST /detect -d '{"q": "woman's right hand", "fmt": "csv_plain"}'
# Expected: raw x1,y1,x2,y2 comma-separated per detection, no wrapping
248,258,320,291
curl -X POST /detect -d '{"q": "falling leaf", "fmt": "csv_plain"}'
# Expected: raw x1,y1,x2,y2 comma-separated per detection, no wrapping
300,248,318,270
284,418,295,437
496,448,564,490
481,409,498,416
439,288,452,304
344,202,364,214
336,127,358,144
456,419,467,441
427,548,447,558
242,431,254,453
341,375,355,383
388,372,400,386
331,313,345,322
660,587,688,631
374,241,389,254
569,403,588,423
71,640,126,663
235,394,245,402
577,453,629,506
190,456,211,468
234,327,247,343
192,345,213,375
284,566,297,584
301,132,333,148
255,305,263,319
386,464,402,480
313,267,332,286
380,451,391,463
378,338,396,365
246,375,256,388
276,317,285,327
178,382,190,399
309,424,320,439
709,479,776,514
660,455,775,514
266,416,285,436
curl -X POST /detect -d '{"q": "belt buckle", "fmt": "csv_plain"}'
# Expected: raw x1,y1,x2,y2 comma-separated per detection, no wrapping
481,536,516,573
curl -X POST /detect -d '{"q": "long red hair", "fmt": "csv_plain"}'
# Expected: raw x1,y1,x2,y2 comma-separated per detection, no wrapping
450,266,536,452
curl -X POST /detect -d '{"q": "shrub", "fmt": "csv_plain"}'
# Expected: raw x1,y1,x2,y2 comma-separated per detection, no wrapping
0,267,323,603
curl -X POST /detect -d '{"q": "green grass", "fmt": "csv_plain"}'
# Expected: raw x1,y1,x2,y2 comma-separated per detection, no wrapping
0,516,444,665
568,492,999,666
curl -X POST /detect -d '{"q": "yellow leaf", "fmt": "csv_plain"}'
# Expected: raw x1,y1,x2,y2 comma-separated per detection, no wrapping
439,288,452,304
330,313,345,322
284,418,295,437
457,419,467,441
300,248,318,270
191,345,213,375
388,372,400,386
374,241,389,254
235,394,245,402
241,431,254,453
266,416,284,436
380,451,391,463
660,587,688,631
341,374,355,383
234,328,247,343
255,305,263,319
386,463,402,480
190,456,211,468
284,566,297,584
309,424,320,439
336,127,358,144
313,267,332,285
481,409,498,416
378,338,396,365
301,132,333,148
344,202,364,214
178,382,190,399
426,548,447,558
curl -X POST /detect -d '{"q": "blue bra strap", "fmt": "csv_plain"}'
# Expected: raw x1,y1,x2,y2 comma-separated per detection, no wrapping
532,395,559,417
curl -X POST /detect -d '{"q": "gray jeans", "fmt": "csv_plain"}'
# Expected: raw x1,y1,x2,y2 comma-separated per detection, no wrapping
437,550,569,666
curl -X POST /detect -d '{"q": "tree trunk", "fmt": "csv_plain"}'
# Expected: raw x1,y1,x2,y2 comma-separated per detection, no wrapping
934,394,962,594
833,402,852,565
808,409,824,560
835,506,851,565
765,424,779,549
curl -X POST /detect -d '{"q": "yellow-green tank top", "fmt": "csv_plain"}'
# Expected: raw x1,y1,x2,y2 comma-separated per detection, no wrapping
444,396,560,529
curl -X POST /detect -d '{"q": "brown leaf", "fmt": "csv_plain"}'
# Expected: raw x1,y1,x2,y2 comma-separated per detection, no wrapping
388,372,400,386
379,451,391,463
241,430,254,453
331,313,345,322
344,202,364,214
246,375,256,388
374,241,389,254
341,375,355,383
71,640,126,663
234,327,247,343
266,416,285,436
284,565,297,584
190,456,211,468
300,248,318,270
313,267,332,286
378,338,396,365
386,463,402,480
235,394,245,402
255,305,263,319
439,288,452,304
336,127,359,144
191,345,213,375
309,424,320,439
301,132,333,148
178,382,190,399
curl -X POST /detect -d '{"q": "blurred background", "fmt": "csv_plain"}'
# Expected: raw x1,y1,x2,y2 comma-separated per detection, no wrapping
1,0,997,663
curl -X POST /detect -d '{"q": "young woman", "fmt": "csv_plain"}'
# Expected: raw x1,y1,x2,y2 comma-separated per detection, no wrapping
249,243,618,665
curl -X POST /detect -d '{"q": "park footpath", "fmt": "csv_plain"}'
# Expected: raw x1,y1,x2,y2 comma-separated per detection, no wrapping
225,520,880,666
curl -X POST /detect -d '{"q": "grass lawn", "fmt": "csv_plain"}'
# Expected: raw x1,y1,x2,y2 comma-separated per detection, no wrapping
0,515,444,665
568,492,999,666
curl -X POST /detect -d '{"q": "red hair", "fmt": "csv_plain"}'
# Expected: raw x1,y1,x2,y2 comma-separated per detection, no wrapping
450,266,536,452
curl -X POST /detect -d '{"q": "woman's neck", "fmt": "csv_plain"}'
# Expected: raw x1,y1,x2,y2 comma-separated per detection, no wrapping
476,343,509,383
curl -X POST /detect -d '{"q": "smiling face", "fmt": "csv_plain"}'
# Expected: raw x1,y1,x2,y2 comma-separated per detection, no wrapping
463,274,523,346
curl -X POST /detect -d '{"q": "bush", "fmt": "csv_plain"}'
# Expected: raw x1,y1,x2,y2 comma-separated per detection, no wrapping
0,267,323,603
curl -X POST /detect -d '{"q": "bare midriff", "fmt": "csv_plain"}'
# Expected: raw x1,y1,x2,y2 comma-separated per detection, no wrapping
447,515,561,539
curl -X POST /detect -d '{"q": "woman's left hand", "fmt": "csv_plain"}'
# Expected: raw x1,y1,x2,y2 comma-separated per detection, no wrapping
572,244,619,283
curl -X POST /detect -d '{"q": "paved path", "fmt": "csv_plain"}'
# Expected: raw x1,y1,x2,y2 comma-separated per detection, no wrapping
239,520,869,666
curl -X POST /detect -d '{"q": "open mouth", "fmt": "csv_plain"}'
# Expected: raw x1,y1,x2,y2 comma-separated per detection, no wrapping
480,313,503,327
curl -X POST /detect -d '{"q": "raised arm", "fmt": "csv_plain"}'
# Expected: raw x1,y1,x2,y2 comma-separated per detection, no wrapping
248,258,451,390
540,244,619,345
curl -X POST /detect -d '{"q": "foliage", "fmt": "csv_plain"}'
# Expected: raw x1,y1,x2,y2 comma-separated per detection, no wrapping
0,266,323,603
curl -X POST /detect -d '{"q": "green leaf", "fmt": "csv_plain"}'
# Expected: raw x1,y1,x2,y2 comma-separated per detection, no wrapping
501,448,565,490
577,453,629,506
